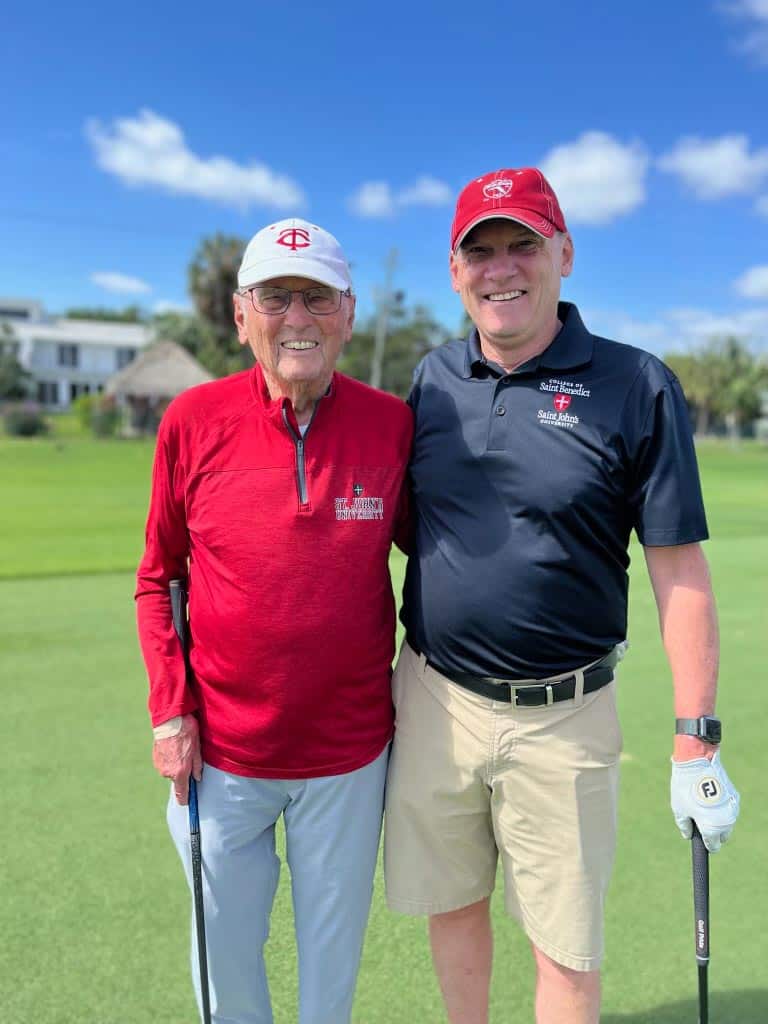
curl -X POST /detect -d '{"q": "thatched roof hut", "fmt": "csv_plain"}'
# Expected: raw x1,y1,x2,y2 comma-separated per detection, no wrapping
106,340,214,433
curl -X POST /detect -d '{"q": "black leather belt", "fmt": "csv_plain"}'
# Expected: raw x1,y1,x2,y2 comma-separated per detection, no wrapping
408,640,618,707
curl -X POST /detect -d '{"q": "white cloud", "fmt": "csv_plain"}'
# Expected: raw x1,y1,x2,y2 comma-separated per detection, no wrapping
734,264,768,298
349,181,395,217
731,0,768,13
586,305,768,355
658,134,768,197
720,0,768,64
86,109,305,209
398,176,454,207
91,271,152,295
349,175,453,218
538,131,649,225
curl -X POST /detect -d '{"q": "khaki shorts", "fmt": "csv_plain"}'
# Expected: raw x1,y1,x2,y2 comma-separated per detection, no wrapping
384,641,622,971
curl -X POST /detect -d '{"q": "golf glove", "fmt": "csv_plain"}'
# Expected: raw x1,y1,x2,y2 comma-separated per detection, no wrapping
670,751,740,853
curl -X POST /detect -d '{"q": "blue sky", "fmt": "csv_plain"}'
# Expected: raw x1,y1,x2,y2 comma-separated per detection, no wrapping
2,0,767,354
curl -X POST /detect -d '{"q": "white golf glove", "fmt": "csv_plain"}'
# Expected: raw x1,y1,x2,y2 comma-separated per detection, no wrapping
670,751,740,853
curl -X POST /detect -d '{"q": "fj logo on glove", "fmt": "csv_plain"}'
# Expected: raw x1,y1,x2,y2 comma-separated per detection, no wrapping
697,778,721,802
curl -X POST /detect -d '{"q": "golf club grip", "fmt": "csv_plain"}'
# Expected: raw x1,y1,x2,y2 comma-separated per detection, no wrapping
691,823,710,963
168,579,199,825
169,579,188,660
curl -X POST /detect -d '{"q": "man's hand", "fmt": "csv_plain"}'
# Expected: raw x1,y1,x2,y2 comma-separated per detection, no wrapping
152,714,202,805
670,751,740,853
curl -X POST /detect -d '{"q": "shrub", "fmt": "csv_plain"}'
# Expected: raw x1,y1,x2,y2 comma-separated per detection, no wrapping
72,394,95,432
4,404,49,437
71,394,121,437
90,396,120,438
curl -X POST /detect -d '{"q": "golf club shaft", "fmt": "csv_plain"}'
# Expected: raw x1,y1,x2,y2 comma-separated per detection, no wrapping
691,823,709,1024
169,579,212,1024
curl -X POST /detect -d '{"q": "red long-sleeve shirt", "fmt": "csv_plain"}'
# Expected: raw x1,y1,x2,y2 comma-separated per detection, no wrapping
136,365,412,778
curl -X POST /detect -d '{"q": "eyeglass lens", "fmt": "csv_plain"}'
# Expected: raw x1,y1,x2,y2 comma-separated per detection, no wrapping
250,286,342,315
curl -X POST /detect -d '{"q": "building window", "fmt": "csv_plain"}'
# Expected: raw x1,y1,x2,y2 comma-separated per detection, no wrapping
70,382,91,401
58,343,79,367
37,380,58,405
116,347,137,370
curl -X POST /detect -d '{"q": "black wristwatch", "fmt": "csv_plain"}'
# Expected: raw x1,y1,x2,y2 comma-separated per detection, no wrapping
675,716,722,745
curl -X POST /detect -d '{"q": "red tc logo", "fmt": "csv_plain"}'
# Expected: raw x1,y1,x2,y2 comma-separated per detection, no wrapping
554,394,572,412
276,227,311,251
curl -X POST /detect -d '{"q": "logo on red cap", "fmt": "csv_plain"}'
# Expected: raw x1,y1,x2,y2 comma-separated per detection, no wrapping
483,178,515,199
276,227,311,251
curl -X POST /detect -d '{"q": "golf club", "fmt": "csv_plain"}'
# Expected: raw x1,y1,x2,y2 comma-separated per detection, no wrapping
691,822,709,1024
169,578,212,1024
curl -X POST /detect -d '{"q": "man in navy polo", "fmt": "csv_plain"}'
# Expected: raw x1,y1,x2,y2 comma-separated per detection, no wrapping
384,168,740,1024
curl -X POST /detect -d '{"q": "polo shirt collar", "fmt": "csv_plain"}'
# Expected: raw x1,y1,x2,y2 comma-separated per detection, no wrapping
463,302,594,378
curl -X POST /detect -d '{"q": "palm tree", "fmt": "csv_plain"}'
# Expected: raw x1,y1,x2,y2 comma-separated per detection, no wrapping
188,233,247,344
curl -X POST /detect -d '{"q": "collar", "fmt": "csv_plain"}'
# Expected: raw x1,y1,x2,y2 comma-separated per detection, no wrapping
249,363,337,431
463,302,594,379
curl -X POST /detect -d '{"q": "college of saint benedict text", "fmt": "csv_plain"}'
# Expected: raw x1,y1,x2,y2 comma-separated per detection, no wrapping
335,496,385,521
539,378,591,398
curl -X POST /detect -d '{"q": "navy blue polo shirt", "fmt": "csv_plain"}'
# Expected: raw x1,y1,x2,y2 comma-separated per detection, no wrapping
401,302,708,679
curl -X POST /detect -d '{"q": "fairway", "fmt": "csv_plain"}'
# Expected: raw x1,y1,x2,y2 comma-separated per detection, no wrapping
1,437,766,1022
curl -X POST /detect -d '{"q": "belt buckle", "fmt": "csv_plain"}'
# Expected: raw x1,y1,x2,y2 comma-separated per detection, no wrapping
512,683,554,707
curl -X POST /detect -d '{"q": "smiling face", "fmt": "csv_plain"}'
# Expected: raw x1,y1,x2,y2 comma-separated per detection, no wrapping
450,219,574,370
234,275,355,417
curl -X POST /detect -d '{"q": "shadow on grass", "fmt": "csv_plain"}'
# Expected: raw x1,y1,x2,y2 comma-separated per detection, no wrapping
603,988,767,1023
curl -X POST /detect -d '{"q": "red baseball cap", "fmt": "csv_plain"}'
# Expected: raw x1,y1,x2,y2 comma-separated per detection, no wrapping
450,168,567,251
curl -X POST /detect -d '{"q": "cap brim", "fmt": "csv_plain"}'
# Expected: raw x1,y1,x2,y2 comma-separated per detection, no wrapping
453,210,555,250
238,256,349,291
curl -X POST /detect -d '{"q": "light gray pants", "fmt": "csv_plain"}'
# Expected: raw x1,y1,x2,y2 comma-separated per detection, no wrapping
168,746,389,1024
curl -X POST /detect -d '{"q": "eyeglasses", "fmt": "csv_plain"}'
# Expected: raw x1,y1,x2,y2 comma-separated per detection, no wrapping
242,285,351,316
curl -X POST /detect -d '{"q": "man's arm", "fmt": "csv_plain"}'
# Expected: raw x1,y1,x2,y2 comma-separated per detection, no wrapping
644,542,718,762
136,411,201,802
644,542,739,852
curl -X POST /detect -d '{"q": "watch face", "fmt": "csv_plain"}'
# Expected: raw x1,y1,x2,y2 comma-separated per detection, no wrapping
704,717,722,744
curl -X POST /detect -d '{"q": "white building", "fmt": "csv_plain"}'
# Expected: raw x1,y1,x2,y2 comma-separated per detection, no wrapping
0,299,154,408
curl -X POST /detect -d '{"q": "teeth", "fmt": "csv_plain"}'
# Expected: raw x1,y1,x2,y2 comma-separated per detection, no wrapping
282,341,318,350
487,290,524,301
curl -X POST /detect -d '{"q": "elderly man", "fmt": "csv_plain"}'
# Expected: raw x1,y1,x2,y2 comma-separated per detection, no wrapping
384,169,740,1023
136,218,412,1024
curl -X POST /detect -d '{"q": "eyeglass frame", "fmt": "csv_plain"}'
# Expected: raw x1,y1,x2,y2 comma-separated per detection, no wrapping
238,283,353,316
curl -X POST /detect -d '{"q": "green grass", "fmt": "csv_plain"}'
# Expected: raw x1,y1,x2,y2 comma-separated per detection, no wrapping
0,437,153,578
1,438,766,1022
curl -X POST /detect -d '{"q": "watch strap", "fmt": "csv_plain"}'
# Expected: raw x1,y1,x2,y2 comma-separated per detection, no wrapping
675,716,721,743
675,718,701,737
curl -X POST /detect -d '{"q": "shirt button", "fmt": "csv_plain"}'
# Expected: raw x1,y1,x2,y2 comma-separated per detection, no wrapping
495,405,506,416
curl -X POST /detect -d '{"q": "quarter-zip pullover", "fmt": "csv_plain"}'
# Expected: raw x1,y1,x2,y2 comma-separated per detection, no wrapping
136,364,413,778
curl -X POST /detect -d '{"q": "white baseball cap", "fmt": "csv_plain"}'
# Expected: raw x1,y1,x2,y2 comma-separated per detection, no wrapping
238,218,352,292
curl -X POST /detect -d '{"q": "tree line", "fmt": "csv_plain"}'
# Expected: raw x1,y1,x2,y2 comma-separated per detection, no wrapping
1,233,766,433
665,338,767,437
